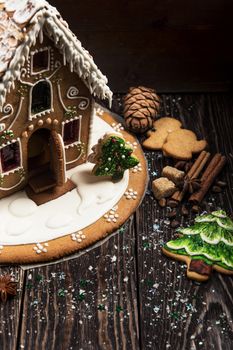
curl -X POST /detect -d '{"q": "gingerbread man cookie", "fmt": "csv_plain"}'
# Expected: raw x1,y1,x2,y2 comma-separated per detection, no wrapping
142,117,207,160
142,117,182,150
162,129,207,160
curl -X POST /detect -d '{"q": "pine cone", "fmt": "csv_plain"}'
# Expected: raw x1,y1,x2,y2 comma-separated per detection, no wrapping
123,86,160,134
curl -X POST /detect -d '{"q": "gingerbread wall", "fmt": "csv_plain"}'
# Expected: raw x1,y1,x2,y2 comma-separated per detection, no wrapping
0,34,93,199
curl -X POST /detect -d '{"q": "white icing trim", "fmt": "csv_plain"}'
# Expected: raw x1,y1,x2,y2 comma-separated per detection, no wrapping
0,4,112,109
67,86,79,99
66,86,90,110
0,104,14,122
30,46,51,75
0,137,23,176
28,79,53,120
0,175,25,191
57,133,67,182
8,96,24,130
64,141,82,150
65,152,83,165
0,137,20,150
57,80,68,112
62,115,82,145
46,60,61,80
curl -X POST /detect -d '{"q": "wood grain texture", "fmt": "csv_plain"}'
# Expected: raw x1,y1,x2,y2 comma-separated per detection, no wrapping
18,219,139,350
49,0,233,92
1,94,233,350
134,93,233,350
0,266,25,350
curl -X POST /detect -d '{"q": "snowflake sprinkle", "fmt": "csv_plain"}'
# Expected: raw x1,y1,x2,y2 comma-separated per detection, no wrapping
124,188,138,200
111,122,124,132
132,162,142,173
126,141,137,150
94,107,104,116
104,206,119,223
33,242,49,254
71,231,86,243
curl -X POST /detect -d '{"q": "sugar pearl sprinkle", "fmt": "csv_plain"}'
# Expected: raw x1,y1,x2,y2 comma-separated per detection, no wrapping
132,162,142,173
33,242,49,254
94,107,104,116
126,141,138,150
124,188,138,200
0,245,3,254
71,231,86,243
111,122,124,132
104,206,119,223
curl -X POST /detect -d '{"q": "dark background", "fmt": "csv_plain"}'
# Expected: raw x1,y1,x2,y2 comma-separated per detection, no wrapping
50,0,233,93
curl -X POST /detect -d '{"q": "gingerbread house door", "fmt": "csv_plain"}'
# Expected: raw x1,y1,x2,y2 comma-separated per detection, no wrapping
27,129,65,194
49,130,66,186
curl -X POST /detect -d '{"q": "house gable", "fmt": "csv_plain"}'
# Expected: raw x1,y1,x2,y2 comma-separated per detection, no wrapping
0,0,112,109
0,31,94,198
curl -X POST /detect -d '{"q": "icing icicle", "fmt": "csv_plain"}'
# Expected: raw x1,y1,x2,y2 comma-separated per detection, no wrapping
0,0,112,108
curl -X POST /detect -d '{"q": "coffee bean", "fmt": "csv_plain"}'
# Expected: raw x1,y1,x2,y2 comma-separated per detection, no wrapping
167,199,178,208
216,181,227,188
171,220,180,229
174,161,186,170
192,205,200,213
212,186,222,193
158,198,166,207
184,162,193,173
181,205,189,216
167,209,177,218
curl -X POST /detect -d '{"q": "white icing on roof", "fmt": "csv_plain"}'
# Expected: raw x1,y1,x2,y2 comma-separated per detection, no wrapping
0,0,112,108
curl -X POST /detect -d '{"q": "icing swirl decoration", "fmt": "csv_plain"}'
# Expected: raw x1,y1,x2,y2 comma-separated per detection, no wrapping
3,104,14,116
67,86,90,110
54,60,62,69
0,104,14,127
67,86,79,99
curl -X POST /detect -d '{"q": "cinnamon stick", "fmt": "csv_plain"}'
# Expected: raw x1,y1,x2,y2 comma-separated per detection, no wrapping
171,151,210,202
199,153,222,182
189,154,226,204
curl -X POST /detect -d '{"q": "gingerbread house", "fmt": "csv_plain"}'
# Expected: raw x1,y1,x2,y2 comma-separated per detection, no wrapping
0,0,112,202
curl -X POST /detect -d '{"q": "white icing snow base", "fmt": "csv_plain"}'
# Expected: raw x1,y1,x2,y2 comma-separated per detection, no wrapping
0,113,129,245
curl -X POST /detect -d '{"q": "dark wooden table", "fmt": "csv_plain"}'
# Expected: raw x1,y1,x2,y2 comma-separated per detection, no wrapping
0,93,233,350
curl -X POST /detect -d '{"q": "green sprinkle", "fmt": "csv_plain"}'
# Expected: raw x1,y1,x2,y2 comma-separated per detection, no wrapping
78,293,85,301
97,304,105,311
35,274,43,282
171,312,179,320
80,279,88,287
58,288,66,297
143,242,151,249
116,305,123,313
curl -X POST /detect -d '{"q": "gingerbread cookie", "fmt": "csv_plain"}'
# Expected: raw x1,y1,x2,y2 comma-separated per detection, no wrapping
88,133,139,181
142,117,207,160
162,210,233,281
142,117,182,150
162,129,207,160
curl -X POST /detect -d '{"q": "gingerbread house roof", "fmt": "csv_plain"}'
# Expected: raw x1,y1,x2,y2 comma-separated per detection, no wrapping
0,0,112,109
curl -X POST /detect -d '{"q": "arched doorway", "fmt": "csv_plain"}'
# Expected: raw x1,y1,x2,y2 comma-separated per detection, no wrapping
27,128,65,194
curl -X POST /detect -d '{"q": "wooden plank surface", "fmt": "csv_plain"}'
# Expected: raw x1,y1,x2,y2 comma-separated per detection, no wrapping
1,94,233,350
18,219,139,350
0,266,25,350
49,0,233,92
134,93,233,350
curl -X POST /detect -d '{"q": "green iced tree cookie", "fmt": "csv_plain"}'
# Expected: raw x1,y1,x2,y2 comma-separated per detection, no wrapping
162,210,233,281
88,133,139,181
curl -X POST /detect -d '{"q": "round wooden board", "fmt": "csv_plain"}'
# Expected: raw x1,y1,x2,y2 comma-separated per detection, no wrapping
0,108,148,264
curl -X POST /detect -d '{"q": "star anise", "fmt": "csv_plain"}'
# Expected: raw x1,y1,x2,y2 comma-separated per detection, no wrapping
183,177,202,194
0,275,17,303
